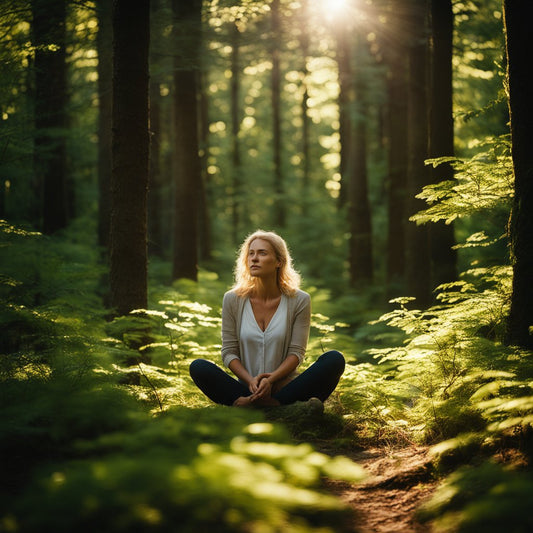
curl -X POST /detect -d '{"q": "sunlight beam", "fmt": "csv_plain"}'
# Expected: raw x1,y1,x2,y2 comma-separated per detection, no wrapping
315,0,354,25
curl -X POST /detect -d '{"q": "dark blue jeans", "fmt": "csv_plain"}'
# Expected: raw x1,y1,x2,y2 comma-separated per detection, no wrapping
189,350,345,406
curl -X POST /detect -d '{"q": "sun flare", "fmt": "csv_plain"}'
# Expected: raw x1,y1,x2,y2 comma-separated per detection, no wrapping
329,0,348,12
316,0,351,22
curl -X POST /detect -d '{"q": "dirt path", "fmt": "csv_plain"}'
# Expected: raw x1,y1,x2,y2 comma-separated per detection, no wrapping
325,446,437,533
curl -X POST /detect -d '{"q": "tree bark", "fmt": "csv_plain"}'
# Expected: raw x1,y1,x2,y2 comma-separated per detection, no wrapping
148,0,164,257
348,33,373,286
405,0,432,308
299,0,311,205
384,3,409,297
31,0,68,234
428,0,457,289
230,21,242,245
503,0,533,349
198,68,212,261
171,0,201,281
271,0,285,228
336,23,351,209
109,0,150,315
96,0,112,250
148,78,163,256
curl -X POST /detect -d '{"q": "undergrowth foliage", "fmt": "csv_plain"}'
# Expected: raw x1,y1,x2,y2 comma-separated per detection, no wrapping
357,135,533,532
0,220,365,533
103,294,222,409
367,266,514,443
413,136,513,226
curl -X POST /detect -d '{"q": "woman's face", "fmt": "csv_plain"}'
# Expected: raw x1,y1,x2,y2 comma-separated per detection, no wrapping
247,238,280,279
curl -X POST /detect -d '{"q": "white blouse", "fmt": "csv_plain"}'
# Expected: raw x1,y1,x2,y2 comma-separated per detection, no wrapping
239,295,288,377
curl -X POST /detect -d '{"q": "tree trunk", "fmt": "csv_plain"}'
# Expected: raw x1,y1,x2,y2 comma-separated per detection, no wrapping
31,0,68,234
336,23,351,209
198,69,212,261
0,167,4,219
148,0,164,257
348,33,373,286
149,78,163,256
171,0,201,281
503,0,533,349
405,0,432,308
428,0,457,289
299,0,311,205
230,21,242,245
109,0,150,315
384,4,409,298
271,0,285,228
96,0,112,250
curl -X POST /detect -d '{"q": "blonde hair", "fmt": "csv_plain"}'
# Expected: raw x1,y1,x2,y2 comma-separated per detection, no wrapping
232,230,301,297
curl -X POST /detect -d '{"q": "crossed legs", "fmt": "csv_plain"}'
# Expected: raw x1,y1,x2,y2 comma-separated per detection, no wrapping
189,350,345,407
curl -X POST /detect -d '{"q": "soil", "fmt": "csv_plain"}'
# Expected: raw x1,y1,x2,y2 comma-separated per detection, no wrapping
324,446,437,533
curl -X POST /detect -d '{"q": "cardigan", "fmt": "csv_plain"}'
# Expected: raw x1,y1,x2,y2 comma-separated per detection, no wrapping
221,289,311,372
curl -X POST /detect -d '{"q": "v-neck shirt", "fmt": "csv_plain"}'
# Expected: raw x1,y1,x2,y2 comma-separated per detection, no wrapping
239,295,288,376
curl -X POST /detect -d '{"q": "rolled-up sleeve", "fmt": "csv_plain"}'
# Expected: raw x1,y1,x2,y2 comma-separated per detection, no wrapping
287,292,311,364
221,291,240,368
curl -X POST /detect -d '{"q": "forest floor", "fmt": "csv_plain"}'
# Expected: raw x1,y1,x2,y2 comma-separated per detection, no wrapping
323,445,437,533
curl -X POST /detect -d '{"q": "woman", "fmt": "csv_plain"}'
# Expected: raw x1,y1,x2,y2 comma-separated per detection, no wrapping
189,230,345,407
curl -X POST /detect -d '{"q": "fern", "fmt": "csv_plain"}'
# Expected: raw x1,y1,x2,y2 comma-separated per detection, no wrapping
411,136,513,226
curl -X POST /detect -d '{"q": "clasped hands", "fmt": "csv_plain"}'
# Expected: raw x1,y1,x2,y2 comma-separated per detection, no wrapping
232,373,281,407
249,373,273,402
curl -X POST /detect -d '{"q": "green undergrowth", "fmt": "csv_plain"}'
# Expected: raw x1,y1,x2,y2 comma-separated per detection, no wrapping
1,220,368,533
366,267,533,531
2,403,365,533
416,460,533,533
376,135,533,532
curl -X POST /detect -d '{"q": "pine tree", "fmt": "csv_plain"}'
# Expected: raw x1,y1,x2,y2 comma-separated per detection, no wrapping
109,0,150,315
503,0,533,349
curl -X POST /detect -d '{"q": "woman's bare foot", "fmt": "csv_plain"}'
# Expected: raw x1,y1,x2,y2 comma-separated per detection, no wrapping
233,396,253,407
232,396,280,408
251,397,280,407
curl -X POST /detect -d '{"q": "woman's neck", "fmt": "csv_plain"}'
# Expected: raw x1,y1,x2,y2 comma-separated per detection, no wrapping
252,278,281,300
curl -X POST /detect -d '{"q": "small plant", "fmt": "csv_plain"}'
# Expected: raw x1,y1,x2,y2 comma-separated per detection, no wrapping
104,296,222,410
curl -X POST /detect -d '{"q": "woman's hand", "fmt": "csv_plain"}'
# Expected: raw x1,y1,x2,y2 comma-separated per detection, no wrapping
247,373,272,401
248,373,270,393
253,376,272,400
248,375,262,394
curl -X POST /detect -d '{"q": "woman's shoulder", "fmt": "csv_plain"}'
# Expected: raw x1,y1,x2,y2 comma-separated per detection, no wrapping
222,290,244,321
288,289,311,306
223,289,239,302
223,289,247,306
294,288,310,299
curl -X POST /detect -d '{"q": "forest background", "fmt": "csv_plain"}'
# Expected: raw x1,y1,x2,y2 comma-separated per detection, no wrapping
1,0,533,532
